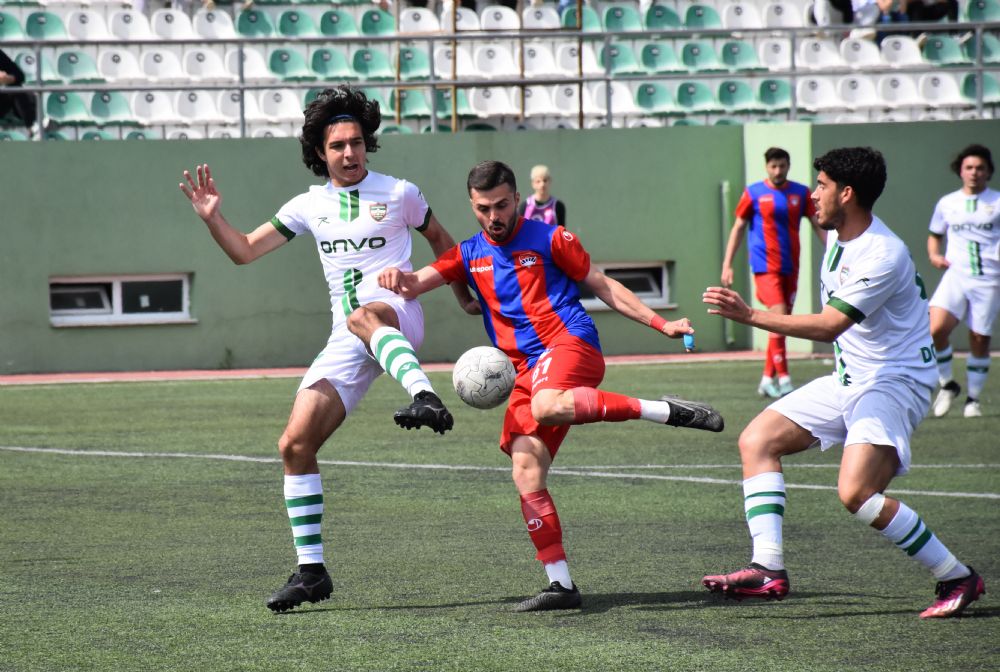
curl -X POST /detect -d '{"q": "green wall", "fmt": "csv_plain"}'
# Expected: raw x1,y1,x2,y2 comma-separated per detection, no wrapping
3,120,996,374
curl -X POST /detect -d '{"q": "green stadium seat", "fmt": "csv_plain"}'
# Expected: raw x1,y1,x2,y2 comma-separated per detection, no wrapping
758,78,792,112
644,3,681,29
379,123,413,134
433,87,477,119
44,129,73,141
681,40,725,72
603,4,642,32
125,129,162,140
675,80,722,113
672,118,704,126
0,12,25,41
922,34,970,66
16,51,61,84
269,48,317,82
720,40,765,72
57,51,104,84
0,129,30,141
961,72,1000,104
684,4,723,29
25,11,67,39
80,129,116,141
352,47,395,80
362,87,394,115
634,81,678,116
600,42,646,76
561,5,601,31
235,9,274,38
640,42,684,73
90,91,139,127
278,9,319,37
963,32,1000,64
718,80,764,113
320,10,360,37
311,49,357,81
391,88,432,118
360,9,395,36
421,123,452,133
45,92,93,126
398,46,432,81
966,0,1000,21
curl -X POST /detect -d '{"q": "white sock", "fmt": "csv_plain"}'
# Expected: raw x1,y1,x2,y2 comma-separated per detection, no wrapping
966,355,990,400
371,326,433,397
880,501,969,581
777,375,792,386
744,472,786,571
544,560,574,590
760,375,775,386
638,398,670,424
285,473,324,566
936,345,954,386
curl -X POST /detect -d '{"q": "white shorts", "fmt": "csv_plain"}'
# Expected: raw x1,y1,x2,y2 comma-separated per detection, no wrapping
768,373,931,476
298,296,425,415
929,268,1000,336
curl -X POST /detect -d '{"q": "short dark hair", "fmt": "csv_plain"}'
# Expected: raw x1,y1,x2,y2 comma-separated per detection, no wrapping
764,147,790,163
299,86,381,178
950,144,994,178
467,160,517,195
813,147,887,211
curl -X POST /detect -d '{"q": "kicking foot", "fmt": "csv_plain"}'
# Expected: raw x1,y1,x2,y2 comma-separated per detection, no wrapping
266,570,333,613
920,567,985,619
394,390,454,434
514,581,582,612
661,395,724,432
702,563,790,601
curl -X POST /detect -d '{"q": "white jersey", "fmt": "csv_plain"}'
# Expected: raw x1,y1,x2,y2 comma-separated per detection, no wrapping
820,216,938,390
928,187,1000,279
272,171,431,323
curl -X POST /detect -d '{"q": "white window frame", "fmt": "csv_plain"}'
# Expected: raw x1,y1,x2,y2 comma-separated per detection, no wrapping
50,273,196,327
579,261,675,311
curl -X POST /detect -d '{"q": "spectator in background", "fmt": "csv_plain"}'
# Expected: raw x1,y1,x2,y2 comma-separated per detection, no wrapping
906,0,959,21
0,48,37,136
518,165,567,228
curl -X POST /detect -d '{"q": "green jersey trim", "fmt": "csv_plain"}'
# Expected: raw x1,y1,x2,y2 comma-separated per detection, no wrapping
416,208,432,232
828,296,865,323
270,216,296,241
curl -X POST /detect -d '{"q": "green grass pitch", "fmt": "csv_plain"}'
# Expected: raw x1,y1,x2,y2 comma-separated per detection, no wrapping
0,359,997,671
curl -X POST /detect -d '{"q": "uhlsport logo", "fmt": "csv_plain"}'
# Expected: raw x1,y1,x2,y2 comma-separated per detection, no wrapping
516,252,538,268
370,203,387,221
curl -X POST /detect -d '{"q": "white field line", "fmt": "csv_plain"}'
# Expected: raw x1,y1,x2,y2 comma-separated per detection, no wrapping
3,446,999,500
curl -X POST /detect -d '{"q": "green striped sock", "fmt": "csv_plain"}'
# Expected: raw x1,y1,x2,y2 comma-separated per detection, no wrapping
285,474,324,566
744,472,785,571
371,326,432,398
966,355,990,400
880,501,966,580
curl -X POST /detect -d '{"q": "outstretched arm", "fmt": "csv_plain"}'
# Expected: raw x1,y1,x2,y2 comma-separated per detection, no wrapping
582,265,693,338
378,265,448,301
720,217,749,287
179,164,287,265
703,286,853,342
418,214,481,315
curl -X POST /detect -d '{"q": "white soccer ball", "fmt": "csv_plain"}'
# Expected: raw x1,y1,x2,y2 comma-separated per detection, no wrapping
452,346,516,410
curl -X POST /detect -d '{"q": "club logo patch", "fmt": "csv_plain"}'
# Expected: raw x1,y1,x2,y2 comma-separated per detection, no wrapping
369,203,387,221
840,265,850,285
515,252,539,267
561,230,574,241
790,196,800,207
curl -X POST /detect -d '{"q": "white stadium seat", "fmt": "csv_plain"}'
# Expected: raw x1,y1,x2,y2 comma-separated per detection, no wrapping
880,35,924,68
433,44,475,79
552,83,601,116
554,42,602,77
722,2,763,28
517,85,559,117
98,48,145,84
109,10,154,41
837,74,881,109
763,1,804,27
259,88,305,124
184,48,236,83
796,76,844,111
474,44,519,79
141,48,187,83
151,8,195,40
799,38,845,69
758,38,792,70
522,6,560,29
521,42,559,78
176,89,227,125
193,9,237,40
399,7,440,33
918,72,967,108
218,89,270,125
133,90,181,125
877,73,923,108
480,5,520,30
225,47,277,84
440,6,480,31
590,81,641,115
840,37,883,69
66,10,112,41
470,86,520,116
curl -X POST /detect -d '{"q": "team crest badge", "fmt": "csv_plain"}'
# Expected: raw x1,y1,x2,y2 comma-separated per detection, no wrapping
561,230,573,241
515,252,539,267
370,203,387,221
840,265,850,285
790,196,800,207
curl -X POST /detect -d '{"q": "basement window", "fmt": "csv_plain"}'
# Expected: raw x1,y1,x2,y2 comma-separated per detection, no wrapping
578,262,675,311
50,274,195,327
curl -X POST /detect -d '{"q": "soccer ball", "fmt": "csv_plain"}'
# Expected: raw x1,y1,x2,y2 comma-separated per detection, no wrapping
452,346,516,410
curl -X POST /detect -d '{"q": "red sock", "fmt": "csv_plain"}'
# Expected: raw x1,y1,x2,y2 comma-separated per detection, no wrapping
771,335,788,377
520,489,566,564
763,338,776,378
571,387,641,424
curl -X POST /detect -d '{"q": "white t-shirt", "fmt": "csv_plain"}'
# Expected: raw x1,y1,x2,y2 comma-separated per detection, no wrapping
272,171,431,322
820,216,938,390
928,187,1000,279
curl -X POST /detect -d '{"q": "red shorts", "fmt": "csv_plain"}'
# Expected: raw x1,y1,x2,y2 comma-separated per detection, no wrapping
754,271,798,310
499,334,605,458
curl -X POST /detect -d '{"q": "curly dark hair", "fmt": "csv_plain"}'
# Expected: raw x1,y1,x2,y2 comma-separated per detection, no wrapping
466,160,517,195
950,144,994,179
299,86,381,178
813,147,886,211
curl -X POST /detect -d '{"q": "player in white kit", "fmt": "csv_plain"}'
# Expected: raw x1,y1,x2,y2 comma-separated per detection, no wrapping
179,86,478,613
926,144,1000,419
700,147,985,619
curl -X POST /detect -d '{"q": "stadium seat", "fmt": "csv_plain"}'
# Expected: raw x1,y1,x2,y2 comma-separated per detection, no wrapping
515,85,558,117
721,2,763,28
269,48,316,82
236,10,275,38
470,86,519,116
80,129,116,141
552,83,601,116
0,12,25,41
522,6,560,30
433,44,476,79
166,128,205,140
963,32,1000,64
684,4,723,29
465,121,499,131
0,129,30,141
176,90,227,125
641,42,684,73
877,73,923,108
98,49,145,84
603,4,643,32
880,35,924,68
57,51,104,84
919,72,968,107
473,44,519,79
922,34,970,66
16,52,61,85
561,5,602,31
360,9,395,36
837,74,881,110
441,6,480,31
762,1,804,27
961,72,1000,104
260,89,305,124
362,87,394,116
379,123,414,135
840,37,883,69
392,88,433,118
758,78,792,112
635,81,679,116
758,38,792,70
352,47,395,80
45,92,92,126
681,40,725,72
721,40,765,71
193,9,237,40
320,10,360,37
311,48,357,81
125,129,161,140
796,76,844,111
225,47,276,84
184,48,236,83
217,89,270,125
644,3,682,29
600,42,645,76
521,42,559,78
799,37,846,69
278,9,319,38
43,129,73,141
109,10,154,41
65,9,112,41
966,0,1000,20
434,87,477,119
718,79,764,112
25,11,67,40
141,49,187,83
250,126,291,139
675,80,722,114
399,7,440,33
481,5,520,30
151,8,195,40
874,111,913,123
591,81,640,115
555,42,602,76
398,45,432,81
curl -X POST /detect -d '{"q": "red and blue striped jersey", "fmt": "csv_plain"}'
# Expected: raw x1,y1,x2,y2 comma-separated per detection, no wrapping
432,218,600,372
735,180,816,275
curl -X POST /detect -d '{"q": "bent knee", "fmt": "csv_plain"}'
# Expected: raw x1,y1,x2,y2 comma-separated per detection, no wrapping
837,484,881,514
345,307,373,335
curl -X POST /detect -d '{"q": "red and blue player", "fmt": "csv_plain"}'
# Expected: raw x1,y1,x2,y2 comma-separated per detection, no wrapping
721,147,820,398
379,160,724,612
